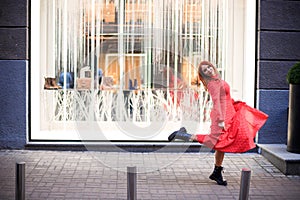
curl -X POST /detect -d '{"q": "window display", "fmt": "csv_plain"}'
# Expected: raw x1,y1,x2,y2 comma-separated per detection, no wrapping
31,0,256,141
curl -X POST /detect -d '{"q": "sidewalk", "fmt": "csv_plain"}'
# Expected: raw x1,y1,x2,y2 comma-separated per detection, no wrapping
1,150,300,199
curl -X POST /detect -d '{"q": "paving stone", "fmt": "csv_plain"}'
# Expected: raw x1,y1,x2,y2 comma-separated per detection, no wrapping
0,150,300,199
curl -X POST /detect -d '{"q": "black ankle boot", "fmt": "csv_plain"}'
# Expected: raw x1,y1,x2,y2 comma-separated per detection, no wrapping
209,165,227,186
168,127,191,142
168,127,187,141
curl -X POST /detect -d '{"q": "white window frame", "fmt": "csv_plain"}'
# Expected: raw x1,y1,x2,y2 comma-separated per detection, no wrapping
224,0,256,106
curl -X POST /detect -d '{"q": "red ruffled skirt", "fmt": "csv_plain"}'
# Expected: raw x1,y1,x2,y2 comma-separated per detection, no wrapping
197,101,268,153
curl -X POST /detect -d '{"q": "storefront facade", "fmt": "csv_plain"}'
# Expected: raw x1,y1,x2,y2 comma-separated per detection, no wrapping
0,0,299,149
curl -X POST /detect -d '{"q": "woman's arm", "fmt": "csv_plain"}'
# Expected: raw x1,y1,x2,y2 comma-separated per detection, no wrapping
208,80,226,123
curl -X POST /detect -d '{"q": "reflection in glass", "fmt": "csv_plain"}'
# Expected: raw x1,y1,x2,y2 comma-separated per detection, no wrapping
40,0,227,126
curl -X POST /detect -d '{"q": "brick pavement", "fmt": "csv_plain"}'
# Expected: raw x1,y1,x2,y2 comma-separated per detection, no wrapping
0,150,300,199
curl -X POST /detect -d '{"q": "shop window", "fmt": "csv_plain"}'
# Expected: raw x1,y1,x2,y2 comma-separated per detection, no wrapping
31,0,256,141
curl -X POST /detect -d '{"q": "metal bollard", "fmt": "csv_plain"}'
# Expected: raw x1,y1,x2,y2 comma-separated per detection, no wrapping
16,162,25,200
239,168,251,200
127,166,137,200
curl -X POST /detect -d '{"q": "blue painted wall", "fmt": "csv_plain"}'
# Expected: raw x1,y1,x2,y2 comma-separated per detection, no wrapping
258,90,289,144
0,0,28,148
0,61,27,148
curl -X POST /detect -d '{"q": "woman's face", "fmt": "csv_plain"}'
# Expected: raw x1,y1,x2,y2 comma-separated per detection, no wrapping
201,64,216,77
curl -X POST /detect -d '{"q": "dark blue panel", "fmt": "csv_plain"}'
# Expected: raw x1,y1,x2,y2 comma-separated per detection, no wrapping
0,0,28,27
257,90,289,144
258,61,297,89
259,31,300,60
0,60,26,149
260,1,300,31
0,28,28,60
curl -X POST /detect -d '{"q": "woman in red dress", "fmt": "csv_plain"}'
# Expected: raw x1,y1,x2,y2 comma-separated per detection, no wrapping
168,61,268,186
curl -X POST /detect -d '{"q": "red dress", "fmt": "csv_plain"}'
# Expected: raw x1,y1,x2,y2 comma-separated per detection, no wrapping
196,78,268,153
169,76,185,106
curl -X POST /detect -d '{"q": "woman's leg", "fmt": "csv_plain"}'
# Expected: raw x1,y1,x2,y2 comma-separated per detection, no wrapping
169,127,220,148
215,150,224,166
179,128,227,185
209,150,227,186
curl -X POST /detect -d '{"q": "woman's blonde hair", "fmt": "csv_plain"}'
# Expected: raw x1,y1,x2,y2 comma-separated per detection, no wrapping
198,61,220,90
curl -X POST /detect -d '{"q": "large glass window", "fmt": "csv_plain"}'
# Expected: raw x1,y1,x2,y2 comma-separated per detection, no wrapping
30,0,256,142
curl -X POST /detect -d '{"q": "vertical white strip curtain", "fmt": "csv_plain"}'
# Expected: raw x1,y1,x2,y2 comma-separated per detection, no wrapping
50,0,225,87
45,0,226,117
